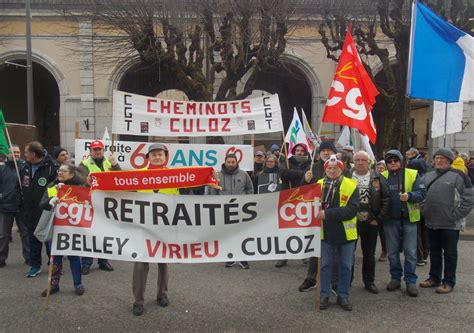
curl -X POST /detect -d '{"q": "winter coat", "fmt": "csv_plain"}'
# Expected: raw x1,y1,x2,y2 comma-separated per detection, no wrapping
20,155,59,227
350,170,391,224
423,168,473,230
209,164,254,195
280,157,325,190
0,159,23,213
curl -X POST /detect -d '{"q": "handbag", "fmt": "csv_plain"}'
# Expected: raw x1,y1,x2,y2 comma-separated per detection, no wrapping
34,209,55,242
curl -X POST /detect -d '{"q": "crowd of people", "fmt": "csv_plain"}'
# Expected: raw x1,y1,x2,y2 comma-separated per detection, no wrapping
0,139,472,315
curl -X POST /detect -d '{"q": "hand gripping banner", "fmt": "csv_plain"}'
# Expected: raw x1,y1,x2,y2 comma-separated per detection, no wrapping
51,184,322,263
89,167,218,191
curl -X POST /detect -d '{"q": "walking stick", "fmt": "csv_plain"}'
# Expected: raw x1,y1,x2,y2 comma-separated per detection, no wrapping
44,255,54,310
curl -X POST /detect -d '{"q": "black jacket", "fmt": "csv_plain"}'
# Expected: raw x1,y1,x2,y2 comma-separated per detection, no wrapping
280,157,325,190
20,155,59,226
0,159,24,213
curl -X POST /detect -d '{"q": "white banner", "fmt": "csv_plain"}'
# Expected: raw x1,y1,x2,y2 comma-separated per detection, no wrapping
431,101,463,138
51,184,321,263
112,90,283,136
74,139,254,171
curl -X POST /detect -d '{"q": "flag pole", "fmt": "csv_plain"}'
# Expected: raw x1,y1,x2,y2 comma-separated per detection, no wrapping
3,125,22,190
443,102,448,147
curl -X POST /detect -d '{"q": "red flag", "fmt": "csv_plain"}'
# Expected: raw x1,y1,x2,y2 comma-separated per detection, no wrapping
322,27,379,143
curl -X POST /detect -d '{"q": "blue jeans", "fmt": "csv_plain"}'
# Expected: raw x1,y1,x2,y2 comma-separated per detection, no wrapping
384,219,418,285
54,255,82,287
320,240,356,299
427,228,459,288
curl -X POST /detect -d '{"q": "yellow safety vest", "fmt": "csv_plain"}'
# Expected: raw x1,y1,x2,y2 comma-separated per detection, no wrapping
317,177,358,241
47,186,58,198
82,156,113,173
138,167,180,195
381,168,420,222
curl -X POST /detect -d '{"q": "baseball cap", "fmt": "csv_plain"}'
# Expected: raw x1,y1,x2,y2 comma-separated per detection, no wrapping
146,143,168,158
90,140,104,150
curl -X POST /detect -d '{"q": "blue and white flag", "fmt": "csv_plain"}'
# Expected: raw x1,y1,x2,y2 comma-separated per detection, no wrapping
407,2,474,102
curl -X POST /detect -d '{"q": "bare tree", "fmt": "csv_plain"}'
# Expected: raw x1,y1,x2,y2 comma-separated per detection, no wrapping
61,0,299,102
318,0,473,154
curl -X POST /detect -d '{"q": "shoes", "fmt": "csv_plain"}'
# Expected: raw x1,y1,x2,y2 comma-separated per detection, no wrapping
99,262,114,272
0,261,5,268
41,286,59,297
419,279,441,288
320,297,329,310
25,266,41,278
81,265,91,275
239,261,250,269
406,284,419,297
386,280,401,291
416,261,426,266
157,295,169,307
75,285,85,296
331,286,338,296
365,284,379,294
436,284,453,294
275,260,288,268
225,261,236,267
378,252,387,262
337,296,352,311
132,303,144,316
298,279,316,292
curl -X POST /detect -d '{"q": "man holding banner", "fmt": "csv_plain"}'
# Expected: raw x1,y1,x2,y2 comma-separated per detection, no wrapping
208,153,254,269
78,139,120,275
132,143,179,316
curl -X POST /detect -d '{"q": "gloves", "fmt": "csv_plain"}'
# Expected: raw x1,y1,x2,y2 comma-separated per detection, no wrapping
49,197,59,207
108,153,118,166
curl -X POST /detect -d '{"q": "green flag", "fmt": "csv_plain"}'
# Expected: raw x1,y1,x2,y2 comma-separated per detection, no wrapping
0,110,10,155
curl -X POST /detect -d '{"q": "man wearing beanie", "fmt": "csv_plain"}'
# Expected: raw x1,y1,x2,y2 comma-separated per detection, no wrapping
317,154,359,311
296,140,338,288
380,149,425,297
419,148,473,294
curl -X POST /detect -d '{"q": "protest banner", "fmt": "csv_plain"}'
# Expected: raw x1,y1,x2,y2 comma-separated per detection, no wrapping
90,167,217,191
51,184,322,263
112,90,283,136
75,139,254,171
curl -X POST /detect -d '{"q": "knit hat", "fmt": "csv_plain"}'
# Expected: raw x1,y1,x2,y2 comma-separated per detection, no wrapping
90,140,104,150
291,143,308,156
270,144,280,152
318,140,338,154
433,148,454,163
146,143,168,158
324,154,344,171
52,146,67,159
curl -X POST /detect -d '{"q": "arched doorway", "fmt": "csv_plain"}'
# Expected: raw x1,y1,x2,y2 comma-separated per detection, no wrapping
245,62,312,149
0,59,60,151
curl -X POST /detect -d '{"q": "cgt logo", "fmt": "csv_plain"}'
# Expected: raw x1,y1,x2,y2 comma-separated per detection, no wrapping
54,186,94,228
278,184,322,228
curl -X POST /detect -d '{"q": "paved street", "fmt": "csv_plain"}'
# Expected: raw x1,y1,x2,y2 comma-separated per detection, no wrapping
1,229,473,332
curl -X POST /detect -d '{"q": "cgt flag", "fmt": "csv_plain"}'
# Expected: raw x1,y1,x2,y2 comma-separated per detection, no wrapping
322,26,379,144
0,110,9,155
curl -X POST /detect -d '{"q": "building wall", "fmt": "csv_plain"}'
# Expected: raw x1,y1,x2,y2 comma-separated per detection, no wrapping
1,10,473,159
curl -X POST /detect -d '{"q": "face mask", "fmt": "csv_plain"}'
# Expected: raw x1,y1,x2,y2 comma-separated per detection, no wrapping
294,155,308,163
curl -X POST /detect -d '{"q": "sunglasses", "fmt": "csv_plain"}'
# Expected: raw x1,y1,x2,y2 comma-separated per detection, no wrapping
386,159,399,164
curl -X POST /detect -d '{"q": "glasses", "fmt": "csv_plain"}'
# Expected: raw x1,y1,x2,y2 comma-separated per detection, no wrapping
57,169,69,174
386,159,399,164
